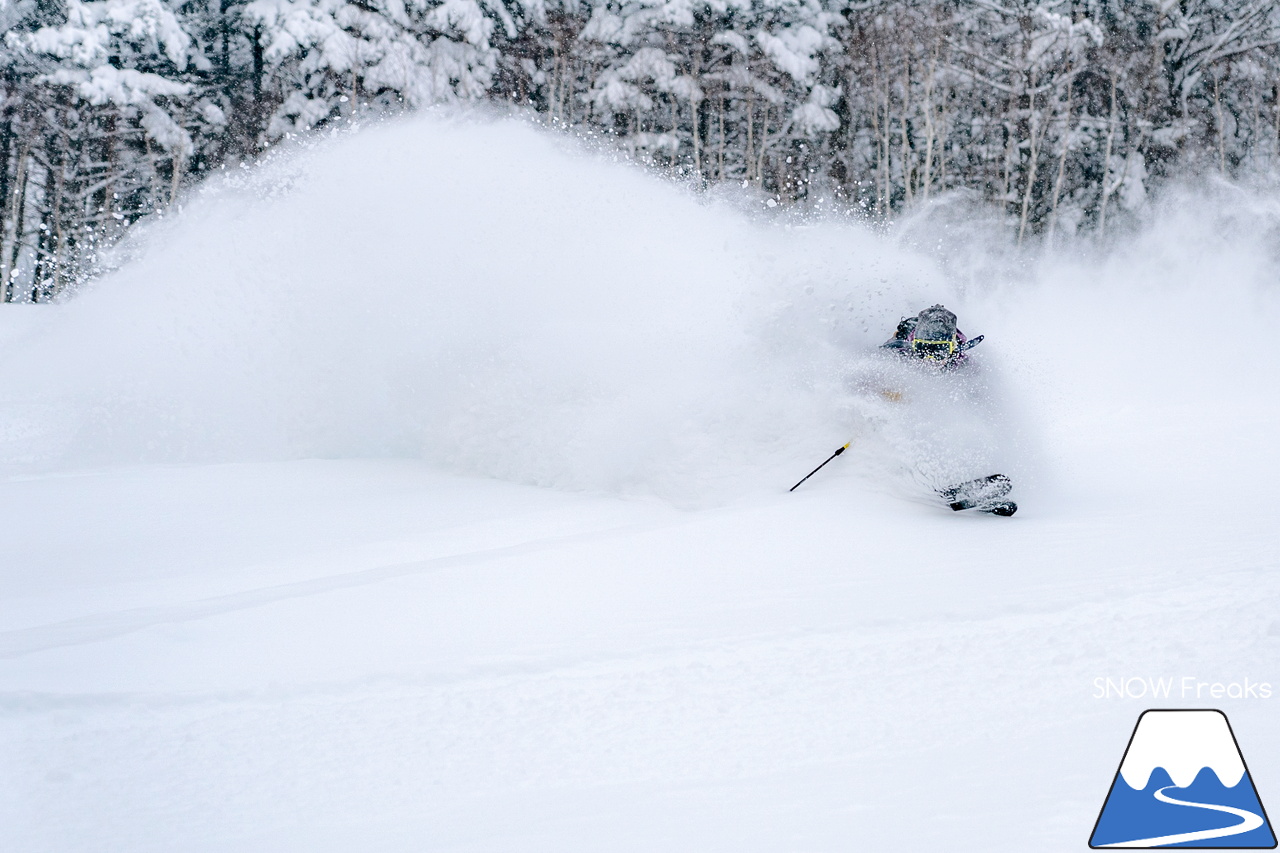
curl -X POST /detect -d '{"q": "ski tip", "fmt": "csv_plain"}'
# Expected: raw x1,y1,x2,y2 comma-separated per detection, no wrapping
982,501,1018,517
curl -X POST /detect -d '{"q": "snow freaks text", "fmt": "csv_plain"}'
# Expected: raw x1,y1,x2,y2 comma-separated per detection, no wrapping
1093,678,1274,700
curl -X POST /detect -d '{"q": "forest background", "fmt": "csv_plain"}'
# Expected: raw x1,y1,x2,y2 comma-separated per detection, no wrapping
2,0,1279,300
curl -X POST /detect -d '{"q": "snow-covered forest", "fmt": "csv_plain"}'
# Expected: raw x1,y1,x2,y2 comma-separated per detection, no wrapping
3,0,1280,299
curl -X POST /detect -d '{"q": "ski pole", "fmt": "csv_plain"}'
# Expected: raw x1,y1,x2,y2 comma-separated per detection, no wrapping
789,442,851,492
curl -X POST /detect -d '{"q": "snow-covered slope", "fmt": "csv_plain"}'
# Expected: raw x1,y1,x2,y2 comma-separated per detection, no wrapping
1,116,1278,852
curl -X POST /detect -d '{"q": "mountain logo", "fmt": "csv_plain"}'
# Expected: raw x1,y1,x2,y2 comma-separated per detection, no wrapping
1090,709,1276,848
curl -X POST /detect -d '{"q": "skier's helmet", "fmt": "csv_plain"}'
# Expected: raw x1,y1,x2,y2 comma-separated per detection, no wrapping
909,305,959,361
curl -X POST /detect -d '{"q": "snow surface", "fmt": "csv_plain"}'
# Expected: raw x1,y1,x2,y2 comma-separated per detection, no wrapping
1,116,1280,852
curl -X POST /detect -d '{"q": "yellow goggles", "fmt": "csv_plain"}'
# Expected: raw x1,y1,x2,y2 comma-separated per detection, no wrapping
911,338,957,359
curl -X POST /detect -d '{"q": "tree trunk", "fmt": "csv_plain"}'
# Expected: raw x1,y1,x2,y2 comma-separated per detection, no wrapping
1098,72,1118,235
900,62,912,206
756,104,769,187
220,0,232,75
5,141,31,302
1213,72,1225,173
0,115,12,300
1017,73,1043,244
252,26,265,102
1046,80,1074,246
920,64,936,203
717,92,725,180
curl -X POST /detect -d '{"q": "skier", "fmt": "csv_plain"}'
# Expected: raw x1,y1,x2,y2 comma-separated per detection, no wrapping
881,304,982,366
790,303,1014,513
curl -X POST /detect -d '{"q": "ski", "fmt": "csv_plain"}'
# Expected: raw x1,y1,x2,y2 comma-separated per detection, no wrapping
939,474,1013,512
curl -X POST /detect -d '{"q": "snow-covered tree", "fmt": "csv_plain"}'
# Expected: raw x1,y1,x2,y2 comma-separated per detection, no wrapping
3,0,223,297
243,0,515,138
7,0,1280,299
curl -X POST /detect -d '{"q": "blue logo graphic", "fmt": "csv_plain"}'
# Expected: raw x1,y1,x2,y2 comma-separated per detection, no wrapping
1090,709,1276,848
